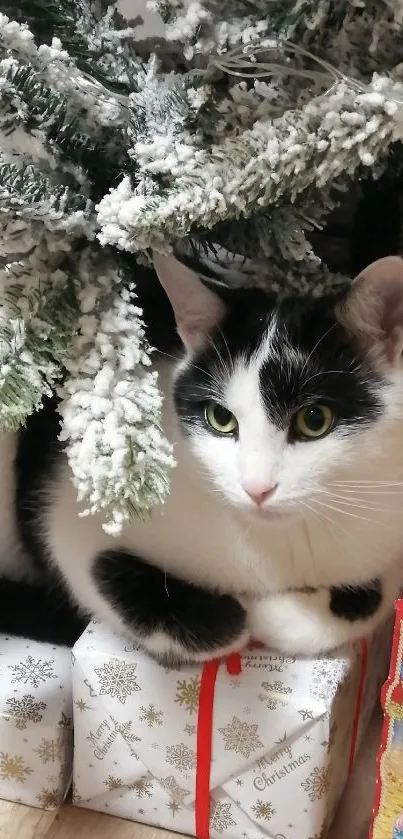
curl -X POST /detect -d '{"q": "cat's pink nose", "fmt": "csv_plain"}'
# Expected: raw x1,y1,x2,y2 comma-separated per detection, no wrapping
243,483,278,506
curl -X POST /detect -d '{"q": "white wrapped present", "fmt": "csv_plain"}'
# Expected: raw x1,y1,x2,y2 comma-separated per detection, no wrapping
0,634,73,809
72,620,391,839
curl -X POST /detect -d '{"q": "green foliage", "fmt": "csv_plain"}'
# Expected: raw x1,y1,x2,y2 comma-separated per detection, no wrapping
0,259,78,430
0,0,402,524
1,0,138,90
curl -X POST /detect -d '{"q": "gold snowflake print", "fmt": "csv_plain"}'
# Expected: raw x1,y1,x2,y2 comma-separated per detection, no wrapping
219,716,263,759
35,736,64,764
210,800,236,834
128,777,153,798
94,659,141,704
259,680,292,710
36,787,61,809
166,742,196,772
0,752,33,783
301,766,330,802
104,775,123,791
298,709,315,721
8,656,57,689
160,775,190,816
175,675,201,715
5,694,46,730
75,699,89,713
184,724,196,737
140,704,163,727
251,800,275,821
115,720,141,745
310,659,348,703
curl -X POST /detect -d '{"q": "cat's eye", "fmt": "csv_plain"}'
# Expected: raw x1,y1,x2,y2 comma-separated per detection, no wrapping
293,404,334,440
205,403,238,435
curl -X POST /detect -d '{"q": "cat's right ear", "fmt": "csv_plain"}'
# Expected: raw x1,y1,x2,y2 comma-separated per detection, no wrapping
152,251,226,352
338,255,403,367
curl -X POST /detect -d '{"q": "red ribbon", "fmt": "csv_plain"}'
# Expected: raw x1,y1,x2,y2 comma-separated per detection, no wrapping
347,639,368,775
195,643,367,839
195,654,242,839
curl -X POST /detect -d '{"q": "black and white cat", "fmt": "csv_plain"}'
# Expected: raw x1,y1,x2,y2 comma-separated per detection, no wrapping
1,254,403,662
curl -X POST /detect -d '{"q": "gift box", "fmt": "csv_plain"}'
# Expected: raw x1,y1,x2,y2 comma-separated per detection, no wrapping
371,601,403,839
0,634,73,809
72,620,391,839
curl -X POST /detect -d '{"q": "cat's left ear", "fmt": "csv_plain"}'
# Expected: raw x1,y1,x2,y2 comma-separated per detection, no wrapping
153,251,226,352
338,255,403,366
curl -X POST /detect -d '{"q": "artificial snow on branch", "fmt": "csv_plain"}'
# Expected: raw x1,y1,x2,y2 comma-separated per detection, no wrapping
0,245,77,430
58,250,175,535
1,0,403,528
98,74,403,252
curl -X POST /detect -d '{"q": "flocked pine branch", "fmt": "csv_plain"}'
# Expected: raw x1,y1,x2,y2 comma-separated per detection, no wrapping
1,0,143,92
1,0,403,530
0,161,93,234
0,248,78,430
58,250,175,534
98,74,403,252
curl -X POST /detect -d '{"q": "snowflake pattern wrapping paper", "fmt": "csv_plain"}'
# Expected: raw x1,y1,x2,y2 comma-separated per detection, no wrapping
0,635,73,809
72,621,392,839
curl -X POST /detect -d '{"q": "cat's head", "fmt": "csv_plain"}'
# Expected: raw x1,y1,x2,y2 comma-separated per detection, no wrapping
154,253,403,521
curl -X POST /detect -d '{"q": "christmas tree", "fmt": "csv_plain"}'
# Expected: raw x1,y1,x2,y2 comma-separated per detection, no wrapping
1,0,403,532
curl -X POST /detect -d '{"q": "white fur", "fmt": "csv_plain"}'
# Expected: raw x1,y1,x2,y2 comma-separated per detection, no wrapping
145,626,251,664
28,334,403,654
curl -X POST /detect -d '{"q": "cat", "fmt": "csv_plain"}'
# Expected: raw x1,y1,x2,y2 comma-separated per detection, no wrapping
0,254,403,664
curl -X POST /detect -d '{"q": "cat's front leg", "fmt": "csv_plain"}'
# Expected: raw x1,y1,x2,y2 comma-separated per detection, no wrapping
93,550,250,667
245,574,397,655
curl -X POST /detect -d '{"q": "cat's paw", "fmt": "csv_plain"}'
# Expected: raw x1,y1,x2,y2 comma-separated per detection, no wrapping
245,579,394,656
246,589,340,655
141,593,250,669
93,549,250,668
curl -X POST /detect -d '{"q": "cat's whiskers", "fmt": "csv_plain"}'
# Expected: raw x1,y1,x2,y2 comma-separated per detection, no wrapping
217,328,234,376
209,334,232,383
312,497,392,529
158,350,223,392
298,322,339,377
316,488,396,514
298,498,363,579
328,482,403,499
330,479,403,485
302,367,362,388
297,501,334,579
298,497,350,543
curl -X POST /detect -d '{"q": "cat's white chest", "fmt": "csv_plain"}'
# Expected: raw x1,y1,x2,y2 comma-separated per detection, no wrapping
45,456,268,598
45,442,403,611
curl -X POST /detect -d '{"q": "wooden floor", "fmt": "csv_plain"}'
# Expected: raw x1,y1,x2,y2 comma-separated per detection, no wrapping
0,800,179,839
0,798,352,839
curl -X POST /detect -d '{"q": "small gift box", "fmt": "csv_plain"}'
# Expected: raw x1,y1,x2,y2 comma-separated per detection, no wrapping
0,634,73,809
72,620,391,839
371,600,403,839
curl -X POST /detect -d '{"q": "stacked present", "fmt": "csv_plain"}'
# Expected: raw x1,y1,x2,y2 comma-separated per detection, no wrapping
71,620,392,839
0,634,72,809
371,600,403,839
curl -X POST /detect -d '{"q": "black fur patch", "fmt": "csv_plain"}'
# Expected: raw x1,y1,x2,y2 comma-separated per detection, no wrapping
93,549,246,666
174,289,385,437
0,577,87,645
329,579,383,622
15,398,63,572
